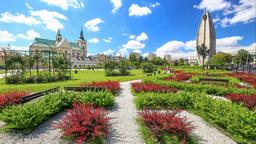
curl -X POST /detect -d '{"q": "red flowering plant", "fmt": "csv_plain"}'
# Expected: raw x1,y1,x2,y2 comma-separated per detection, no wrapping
139,110,194,144
80,81,120,93
225,94,256,110
131,82,178,93
0,91,29,107
227,72,256,88
53,103,110,144
165,73,192,81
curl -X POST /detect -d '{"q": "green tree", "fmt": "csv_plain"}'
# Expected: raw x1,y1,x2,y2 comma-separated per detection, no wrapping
129,53,138,63
210,53,232,66
152,57,165,66
197,44,209,68
118,59,130,75
142,62,155,73
178,58,185,66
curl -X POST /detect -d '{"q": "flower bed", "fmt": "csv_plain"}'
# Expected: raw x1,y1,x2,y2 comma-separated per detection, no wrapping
226,94,256,110
54,103,110,144
131,82,178,93
139,110,195,144
164,73,192,81
0,91,29,108
227,72,256,88
80,81,120,93
134,91,256,144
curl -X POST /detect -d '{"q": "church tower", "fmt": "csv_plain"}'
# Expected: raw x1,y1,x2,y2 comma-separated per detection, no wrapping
196,10,216,65
78,28,87,57
56,29,62,45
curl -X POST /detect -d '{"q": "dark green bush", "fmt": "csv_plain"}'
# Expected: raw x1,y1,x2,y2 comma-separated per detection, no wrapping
142,62,155,73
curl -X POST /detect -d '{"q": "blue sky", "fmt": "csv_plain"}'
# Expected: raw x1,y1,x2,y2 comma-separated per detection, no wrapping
0,0,255,58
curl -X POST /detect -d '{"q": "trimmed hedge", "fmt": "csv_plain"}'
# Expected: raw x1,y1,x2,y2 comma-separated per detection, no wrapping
134,91,256,144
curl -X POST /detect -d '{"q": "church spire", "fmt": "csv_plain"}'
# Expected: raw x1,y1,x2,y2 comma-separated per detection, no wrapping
56,29,62,42
79,27,85,40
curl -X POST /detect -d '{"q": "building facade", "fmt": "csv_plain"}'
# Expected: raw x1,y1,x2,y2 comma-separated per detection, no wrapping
164,54,172,63
196,10,216,65
148,53,157,61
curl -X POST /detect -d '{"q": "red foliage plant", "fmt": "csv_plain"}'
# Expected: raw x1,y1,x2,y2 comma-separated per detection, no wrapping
225,94,256,110
165,73,192,81
139,110,194,144
131,82,178,93
53,103,110,144
80,81,120,93
227,72,256,88
0,91,29,107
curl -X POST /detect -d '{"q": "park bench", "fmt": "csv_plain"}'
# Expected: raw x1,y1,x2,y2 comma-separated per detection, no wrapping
21,87,59,103
64,86,106,92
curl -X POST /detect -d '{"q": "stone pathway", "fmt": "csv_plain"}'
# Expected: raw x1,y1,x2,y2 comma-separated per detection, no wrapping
108,80,144,144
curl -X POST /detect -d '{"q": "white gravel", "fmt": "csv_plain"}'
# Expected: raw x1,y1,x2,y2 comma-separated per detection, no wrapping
107,80,144,144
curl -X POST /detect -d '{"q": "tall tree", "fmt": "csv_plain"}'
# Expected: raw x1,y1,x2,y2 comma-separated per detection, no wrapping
197,44,209,69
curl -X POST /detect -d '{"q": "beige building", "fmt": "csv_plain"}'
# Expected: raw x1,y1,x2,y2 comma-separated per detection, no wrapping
148,53,156,61
164,54,172,63
196,10,216,65
188,56,198,65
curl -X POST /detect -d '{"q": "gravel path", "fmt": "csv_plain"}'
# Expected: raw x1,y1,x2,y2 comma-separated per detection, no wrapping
107,80,144,144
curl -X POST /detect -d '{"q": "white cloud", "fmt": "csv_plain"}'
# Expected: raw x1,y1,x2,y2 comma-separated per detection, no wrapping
84,18,104,32
103,49,114,55
133,49,142,54
25,2,33,10
0,30,16,42
118,48,128,57
122,33,129,36
150,2,160,8
194,0,231,12
136,32,149,41
129,35,135,39
129,4,152,17
40,0,84,10
142,53,149,57
0,12,41,26
122,40,145,49
17,29,40,40
216,36,243,47
88,37,100,43
31,9,67,32
103,37,112,43
110,0,122,14
9,45,29,51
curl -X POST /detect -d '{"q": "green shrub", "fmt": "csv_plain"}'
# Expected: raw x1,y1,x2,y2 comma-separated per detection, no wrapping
62,91,115,108
134,91,256,144
142,63,155,73
0,92,64,133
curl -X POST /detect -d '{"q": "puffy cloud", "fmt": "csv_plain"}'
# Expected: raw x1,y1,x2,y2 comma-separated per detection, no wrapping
193,0,231,12
40,0,84,10
84,18,104,32
103,49,114,55
17,29,40,40
129,4,152,17
118,48,128,56
103,37,112,43
0,12,41,26
8,45,29,51
0,30,16,42
31,9,67,32
129,35,135,39
136,32,149,41
133,49,142,54
122,40,145,49
88,37,100,43
110,0,122,13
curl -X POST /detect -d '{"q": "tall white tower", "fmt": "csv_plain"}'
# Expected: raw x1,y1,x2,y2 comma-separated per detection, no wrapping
196,10,216,65
55,29,62,45
78,28,87,57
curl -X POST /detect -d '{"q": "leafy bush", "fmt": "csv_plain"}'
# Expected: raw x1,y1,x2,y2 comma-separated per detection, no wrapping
53,103,110,144
0,91,29,107
131,82,178,93
62,91,115,108
226,94,256,110
142,62,155,73
139,110,194,144
0,92,64,133
80,81,120,93
134,91,256,144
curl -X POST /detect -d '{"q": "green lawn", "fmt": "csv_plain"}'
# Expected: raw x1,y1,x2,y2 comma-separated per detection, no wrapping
0,69,145,92
0,70,4,74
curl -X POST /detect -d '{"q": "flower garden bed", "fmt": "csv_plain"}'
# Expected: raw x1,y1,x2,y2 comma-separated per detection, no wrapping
80,81,120,93
226,72,256,88
131,82,178,93
164,72,192,81
138,110,196,144
225,94,256,110
133,91,256,144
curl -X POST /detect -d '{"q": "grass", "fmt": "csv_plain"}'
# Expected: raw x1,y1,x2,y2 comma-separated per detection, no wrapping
0,69,145,92
0,70,4,74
